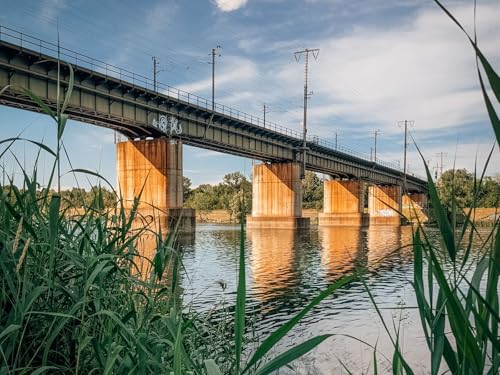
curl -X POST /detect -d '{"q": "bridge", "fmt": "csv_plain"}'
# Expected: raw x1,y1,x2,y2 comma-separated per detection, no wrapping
0,26,427,229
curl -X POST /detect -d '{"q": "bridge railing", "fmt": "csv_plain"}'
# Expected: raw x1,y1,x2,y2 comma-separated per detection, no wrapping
0,24,410,176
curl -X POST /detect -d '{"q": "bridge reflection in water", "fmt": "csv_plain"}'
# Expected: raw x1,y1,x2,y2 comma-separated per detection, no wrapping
176,224,432,373
319,226,363,279
248,229,298,303
131,211,195,280
246,225,413,303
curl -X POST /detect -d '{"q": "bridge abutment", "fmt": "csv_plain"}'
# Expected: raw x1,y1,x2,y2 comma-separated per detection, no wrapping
246,163,310,229
368,185,402,226
116,138,195,234
319,180,369,226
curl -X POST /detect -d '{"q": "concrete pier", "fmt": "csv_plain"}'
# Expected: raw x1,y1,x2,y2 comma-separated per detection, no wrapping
368,185,402,225
402,193,428,223
116,138,195,234
319,180,369,226
246,163,310,229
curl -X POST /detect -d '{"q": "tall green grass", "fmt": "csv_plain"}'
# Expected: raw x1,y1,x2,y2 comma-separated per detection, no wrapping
364,2,500,373
1,1,498,372
0,49,357,374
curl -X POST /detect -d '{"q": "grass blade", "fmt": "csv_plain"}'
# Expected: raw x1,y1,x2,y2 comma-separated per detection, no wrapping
205,359,223,375
255,335,332,375
235,221,246,374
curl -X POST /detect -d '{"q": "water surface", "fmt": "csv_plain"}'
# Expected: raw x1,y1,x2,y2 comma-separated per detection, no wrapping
176,224,482,374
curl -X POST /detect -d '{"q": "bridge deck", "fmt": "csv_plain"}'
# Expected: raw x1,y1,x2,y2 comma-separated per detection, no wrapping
0,34,427,192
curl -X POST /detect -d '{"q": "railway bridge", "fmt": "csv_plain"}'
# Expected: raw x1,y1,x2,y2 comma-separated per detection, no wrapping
0,26,427,229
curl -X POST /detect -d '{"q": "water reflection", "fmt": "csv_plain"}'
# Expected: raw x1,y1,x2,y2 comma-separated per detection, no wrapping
180,224,467,373
319,226,363,280
133,212,195,279
248,229,297,302
366,226,402,266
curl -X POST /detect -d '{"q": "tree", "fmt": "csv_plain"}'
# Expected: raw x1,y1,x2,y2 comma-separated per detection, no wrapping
302,171,323,209
186,184,219,219
436,169,500,210
183,171,253,222
437,169,474,209
477,175,500,207
183,176,192,204
221,172,252,222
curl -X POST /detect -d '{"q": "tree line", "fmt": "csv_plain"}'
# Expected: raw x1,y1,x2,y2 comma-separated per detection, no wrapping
2,168,497,219
182,171,323,222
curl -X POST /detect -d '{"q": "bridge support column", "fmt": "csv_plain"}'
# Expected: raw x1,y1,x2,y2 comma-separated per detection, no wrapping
402,193,428,223
116,138,195,234
368,185,402,226
246,163,310,229
319,180,368,226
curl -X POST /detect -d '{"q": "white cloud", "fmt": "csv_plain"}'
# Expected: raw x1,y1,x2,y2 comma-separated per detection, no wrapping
174,1,500,174
214,0,248,12
215,1,499,170
175,56,258,94
288,2,500,137
379,142,499,179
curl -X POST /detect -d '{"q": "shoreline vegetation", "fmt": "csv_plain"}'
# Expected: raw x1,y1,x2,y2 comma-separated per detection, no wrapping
1,1,499,374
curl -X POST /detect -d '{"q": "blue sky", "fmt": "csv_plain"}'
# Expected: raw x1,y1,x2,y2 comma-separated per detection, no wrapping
0,0,498,188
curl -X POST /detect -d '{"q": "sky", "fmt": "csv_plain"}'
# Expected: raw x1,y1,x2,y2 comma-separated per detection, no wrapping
0,0,498,189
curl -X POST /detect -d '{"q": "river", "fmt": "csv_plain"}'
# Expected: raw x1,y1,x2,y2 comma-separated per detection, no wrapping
175,224,481,374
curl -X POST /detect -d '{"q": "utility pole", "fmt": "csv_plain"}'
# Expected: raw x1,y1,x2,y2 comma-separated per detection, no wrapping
294,48,319,179
211,46,221,113
398,120,414,194
435,152,447,179
152,56,159,91
373,130,380,163
263,103,270,128
403,120,407,193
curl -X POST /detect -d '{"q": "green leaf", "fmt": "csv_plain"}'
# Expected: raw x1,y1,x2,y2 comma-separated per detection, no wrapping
477,67,500,145
0,137,56,159
205,359,223,375
235,221,246,374
414,143,456,261
173,323,183,375
22,87,56,120
426,243,483,372
255,335,332,375
431,290,446,375
61,63,74,114
58,113,68,140
0,84,10,97
48,194,61,289
31,367,60,375
0,324,21,341
103,343,124,375
392,343,402,375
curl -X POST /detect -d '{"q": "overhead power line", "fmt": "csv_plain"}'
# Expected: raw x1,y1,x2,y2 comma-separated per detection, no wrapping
294,48,319,179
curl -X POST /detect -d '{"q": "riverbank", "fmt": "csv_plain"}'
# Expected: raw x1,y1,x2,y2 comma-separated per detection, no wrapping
196,207,498,226
195,208,321,225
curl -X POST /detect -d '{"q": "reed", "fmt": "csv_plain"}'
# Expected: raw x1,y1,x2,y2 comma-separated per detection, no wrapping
363,2,500,373
0,52,356,374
